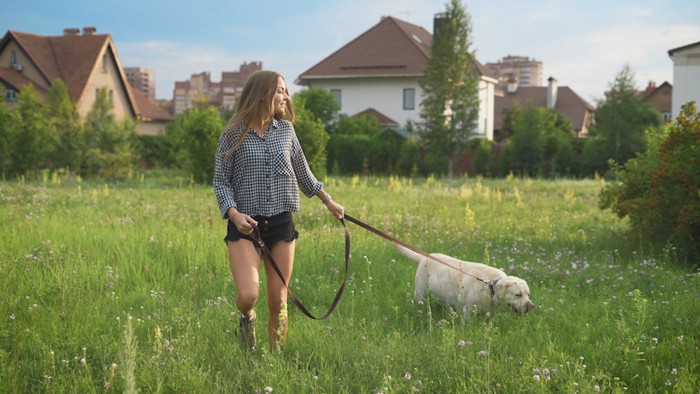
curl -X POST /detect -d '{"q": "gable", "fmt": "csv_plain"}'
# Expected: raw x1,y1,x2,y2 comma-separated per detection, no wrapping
298,16,433,82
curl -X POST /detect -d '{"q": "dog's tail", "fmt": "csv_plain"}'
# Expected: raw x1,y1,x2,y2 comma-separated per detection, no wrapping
394,244,425,263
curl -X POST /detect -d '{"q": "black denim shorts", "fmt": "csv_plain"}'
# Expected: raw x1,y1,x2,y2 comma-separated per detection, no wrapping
225,211,299,251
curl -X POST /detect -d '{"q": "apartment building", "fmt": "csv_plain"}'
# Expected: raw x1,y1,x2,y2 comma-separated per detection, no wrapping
125,67,156,100
173,61,261,114
485,55,543,91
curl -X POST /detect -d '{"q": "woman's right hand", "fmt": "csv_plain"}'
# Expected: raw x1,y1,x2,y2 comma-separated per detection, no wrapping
231,210,257,234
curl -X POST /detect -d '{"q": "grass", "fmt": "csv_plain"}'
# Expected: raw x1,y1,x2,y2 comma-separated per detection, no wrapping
0,172,698,393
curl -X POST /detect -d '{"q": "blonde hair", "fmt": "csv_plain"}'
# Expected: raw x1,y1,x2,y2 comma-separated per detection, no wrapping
225,70,295,151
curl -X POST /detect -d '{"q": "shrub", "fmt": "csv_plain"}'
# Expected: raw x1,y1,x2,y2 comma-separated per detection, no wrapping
599,102,700,264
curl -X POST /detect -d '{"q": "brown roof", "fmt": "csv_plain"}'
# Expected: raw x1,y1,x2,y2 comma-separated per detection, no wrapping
0,66,47,94
642,81,672,115
2,30,118,103
353,108,399,127
128,85,174,121
494,86,595,132
298,16,493,83
0,30,171,121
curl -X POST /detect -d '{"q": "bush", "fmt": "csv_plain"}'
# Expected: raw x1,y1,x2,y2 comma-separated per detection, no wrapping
599,102,700,264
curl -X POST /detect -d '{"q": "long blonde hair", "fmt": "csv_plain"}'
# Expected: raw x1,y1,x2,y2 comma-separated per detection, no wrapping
225,70,295,151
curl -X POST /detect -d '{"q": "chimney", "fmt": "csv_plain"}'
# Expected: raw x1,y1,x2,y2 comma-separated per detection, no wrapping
433,12,447,38
63,28,80,36
547,76,558,109
82,27,97,35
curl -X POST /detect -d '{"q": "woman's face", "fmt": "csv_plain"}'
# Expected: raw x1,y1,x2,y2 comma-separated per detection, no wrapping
272,76,290,117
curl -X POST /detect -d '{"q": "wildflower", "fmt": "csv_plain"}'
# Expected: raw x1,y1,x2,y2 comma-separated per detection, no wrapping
265,387,273,393
404,372,412,380
593,385,600,392
671,368,677,375
10,314,15,320
477,350,488,357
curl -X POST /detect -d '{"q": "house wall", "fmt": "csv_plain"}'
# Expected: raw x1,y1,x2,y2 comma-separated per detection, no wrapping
305,76,423,128
671,45,700,118
77,47,134,122
0,41,50,90
304,76,495,140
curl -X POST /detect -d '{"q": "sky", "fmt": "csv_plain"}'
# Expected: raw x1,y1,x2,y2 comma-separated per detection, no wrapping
2,0,699,103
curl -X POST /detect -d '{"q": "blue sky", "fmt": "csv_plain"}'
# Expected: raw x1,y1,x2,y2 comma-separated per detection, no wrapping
3,0,699,102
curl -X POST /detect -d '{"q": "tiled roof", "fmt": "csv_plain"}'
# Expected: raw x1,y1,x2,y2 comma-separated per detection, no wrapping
0,66,47,94
494,86,595,131
2,29,171,122
298,16,493,82
129,85,174,121
353,108,399,127
4,30,114,103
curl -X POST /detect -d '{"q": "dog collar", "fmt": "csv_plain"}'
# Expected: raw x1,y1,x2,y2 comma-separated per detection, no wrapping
485,279,500,299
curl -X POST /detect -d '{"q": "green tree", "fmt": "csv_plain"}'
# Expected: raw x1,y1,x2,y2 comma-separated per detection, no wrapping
582,64,662,175
11,84,55,176
180,105,224,183
418,0,480,178
46,79,84,172
292,95,329,179
294,89,340,128
600,102,700,263
83,88,138,180
0,98,18,178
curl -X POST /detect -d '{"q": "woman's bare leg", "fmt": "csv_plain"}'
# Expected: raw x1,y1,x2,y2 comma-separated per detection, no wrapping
263,240,295,352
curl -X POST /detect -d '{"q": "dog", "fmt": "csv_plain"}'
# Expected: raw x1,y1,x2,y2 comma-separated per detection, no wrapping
395,245,534,322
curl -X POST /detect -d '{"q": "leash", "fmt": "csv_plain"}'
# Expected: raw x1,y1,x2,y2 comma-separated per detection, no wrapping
252,213,498,320
250,219,350,320
343,214,499,290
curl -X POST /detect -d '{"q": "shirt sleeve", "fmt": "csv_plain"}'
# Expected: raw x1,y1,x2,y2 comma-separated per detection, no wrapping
213,127,238,219
289,123,323,198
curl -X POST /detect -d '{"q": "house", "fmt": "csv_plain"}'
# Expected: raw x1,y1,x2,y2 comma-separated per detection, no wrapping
0,28,173,135
494,77,595,138
668,40,700,118
640,81,673,123
296,15,498,140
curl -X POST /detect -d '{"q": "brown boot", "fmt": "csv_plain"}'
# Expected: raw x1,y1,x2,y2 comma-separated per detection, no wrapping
239,312,256,350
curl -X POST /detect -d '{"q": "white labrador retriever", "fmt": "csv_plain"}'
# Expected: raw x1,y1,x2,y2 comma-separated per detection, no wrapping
396,245,534,322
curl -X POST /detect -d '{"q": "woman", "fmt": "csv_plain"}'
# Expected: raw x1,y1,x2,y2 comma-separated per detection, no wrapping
213,70,344,352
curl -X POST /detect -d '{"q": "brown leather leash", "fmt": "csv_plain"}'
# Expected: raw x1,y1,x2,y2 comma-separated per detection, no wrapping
252,213,497,320
251,219,350,320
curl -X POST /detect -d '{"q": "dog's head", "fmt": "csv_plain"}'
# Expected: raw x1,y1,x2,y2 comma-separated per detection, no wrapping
492,276,534,315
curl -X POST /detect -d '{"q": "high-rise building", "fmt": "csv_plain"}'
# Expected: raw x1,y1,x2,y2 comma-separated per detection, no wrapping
124,67,156,101
485,55,543,91
173,61,261,114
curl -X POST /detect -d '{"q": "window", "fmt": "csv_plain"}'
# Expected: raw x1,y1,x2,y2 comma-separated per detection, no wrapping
330,89,341,106
102,54,108,73
6,89,16,101
403,88,415,110
10,50,18,65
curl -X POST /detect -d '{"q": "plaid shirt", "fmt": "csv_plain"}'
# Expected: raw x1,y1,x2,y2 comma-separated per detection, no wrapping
213,118,323,219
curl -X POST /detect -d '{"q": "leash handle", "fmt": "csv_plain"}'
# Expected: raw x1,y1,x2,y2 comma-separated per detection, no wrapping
251,218,350,320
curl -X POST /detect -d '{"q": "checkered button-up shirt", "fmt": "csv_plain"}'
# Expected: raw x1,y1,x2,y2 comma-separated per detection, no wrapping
213,118,323,219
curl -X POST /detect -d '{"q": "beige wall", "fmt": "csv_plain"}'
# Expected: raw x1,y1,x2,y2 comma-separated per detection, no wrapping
0,41,50,90
77,47,134,121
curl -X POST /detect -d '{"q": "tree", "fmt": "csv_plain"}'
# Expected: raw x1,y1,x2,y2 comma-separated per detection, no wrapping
46,79,84,172
292,95,329,179
600,102,700,263
11,84,55,176
418,0,480,178
0,97,18,178
294,89,340,128
582,64,662,175
83,88,138,180
180,105,224,184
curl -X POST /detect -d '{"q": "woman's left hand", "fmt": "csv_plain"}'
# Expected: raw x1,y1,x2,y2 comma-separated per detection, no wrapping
325,200,344,220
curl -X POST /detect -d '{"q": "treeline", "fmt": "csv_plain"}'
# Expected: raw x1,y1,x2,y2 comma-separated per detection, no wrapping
0,66,664,182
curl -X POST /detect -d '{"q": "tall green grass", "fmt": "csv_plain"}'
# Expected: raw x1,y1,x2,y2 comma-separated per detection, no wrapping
1,173,697,393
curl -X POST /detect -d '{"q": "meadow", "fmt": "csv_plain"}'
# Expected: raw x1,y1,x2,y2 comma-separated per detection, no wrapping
1,172,698,393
